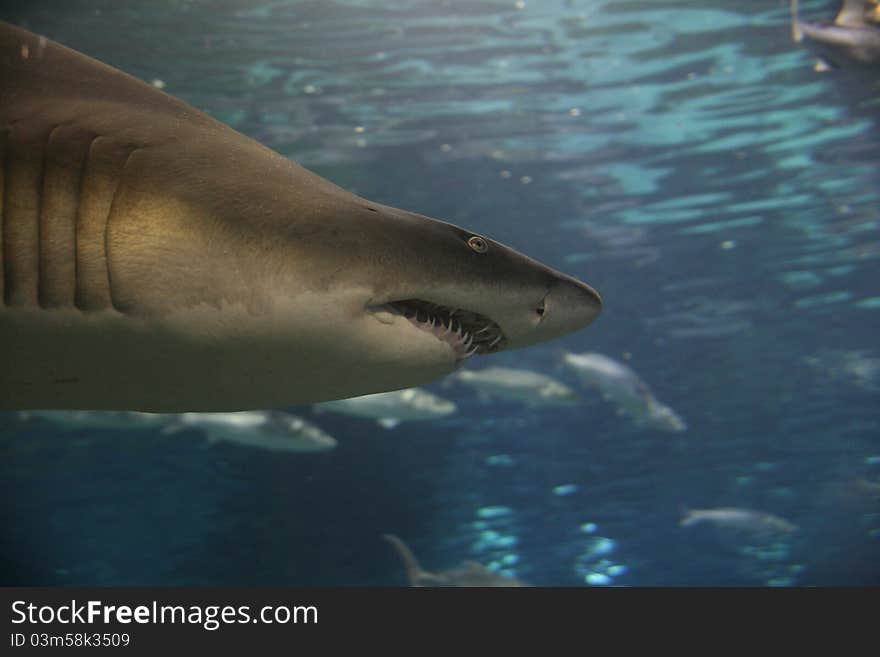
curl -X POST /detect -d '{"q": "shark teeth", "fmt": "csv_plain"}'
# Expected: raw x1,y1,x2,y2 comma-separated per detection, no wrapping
382,299,507,359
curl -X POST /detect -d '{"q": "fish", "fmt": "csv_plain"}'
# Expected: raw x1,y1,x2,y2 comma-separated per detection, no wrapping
16,409,166,430
562,352,686,432
162,411,337,453
679,507,797,536
449,366,579,407
855,477,880,497
803,349,880,392
791,0,880,70
314,387,456,429
0,22,602,412
382,534,526,587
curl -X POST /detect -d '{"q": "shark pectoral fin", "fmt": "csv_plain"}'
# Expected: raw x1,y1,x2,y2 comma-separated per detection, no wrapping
377,418,401,429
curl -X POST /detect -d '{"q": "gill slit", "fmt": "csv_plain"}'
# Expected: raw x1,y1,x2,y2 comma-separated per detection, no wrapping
105,146,139,314
73,133,99,311
36,124,64,309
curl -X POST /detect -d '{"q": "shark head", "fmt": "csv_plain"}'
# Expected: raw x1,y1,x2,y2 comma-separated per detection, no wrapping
360,204,602,353
300,202,602,378
265,193,602,401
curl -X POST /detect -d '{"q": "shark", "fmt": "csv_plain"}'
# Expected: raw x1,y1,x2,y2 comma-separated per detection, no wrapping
0,22,601,412
382,534,526,587
791,0,880,70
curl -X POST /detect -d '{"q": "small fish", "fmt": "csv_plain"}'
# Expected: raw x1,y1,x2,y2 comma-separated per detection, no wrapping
803,349,880,392
680,507,797,536
383,534,527,587
450,366,579,407
856,477,880,497
562,352,685,432
314,387,456,429
163,411,337,453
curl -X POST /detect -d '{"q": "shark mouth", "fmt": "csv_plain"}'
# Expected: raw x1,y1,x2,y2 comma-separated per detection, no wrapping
383,299,507,360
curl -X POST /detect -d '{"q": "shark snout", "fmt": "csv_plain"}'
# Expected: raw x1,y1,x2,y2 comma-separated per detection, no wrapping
504,275,601,350
543,275,602,334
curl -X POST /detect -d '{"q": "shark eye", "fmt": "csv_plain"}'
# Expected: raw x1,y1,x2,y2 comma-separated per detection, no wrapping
467,236,489,254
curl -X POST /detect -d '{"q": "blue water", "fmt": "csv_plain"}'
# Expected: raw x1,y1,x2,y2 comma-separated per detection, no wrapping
2,0,878,586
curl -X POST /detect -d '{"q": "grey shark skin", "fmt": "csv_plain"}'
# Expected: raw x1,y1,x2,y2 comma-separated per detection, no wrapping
791,0,880,68
0,22,601,412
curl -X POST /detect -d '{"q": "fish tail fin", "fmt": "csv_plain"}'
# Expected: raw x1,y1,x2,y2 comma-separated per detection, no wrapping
554,347,571,367
791,0,804,41
679,506,697,527
836,0,871,27
383,534,425,586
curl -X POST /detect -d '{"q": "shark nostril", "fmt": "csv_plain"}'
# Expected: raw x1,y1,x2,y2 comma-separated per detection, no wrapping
534,299,547,322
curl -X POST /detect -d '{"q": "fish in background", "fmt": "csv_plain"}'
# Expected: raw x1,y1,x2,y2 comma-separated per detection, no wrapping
16,409,337,453
17,409,167,430
383,534,527,587
679,508,797,537
791,0,880,71
162,411,338,452
856,477,880,497
314,387,457,429
803,349,880,392
448,366,579,407
562,352,686,432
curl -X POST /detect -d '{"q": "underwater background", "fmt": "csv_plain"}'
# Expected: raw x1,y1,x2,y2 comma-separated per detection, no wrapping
1,0,878,586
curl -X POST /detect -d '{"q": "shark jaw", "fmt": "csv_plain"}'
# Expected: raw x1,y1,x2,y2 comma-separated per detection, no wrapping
369,298,508,363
